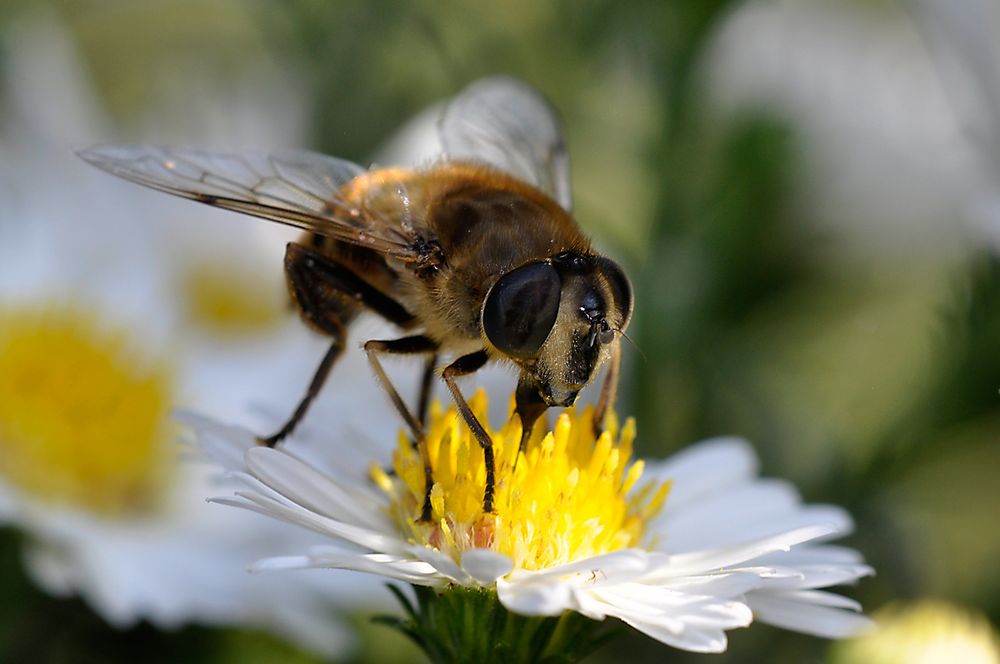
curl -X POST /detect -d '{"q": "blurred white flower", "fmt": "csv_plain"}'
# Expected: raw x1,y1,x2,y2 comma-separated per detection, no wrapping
829,599,1000,664
191,391,873,654
912,0,1000,255
0,16,388,655
704,0,978,255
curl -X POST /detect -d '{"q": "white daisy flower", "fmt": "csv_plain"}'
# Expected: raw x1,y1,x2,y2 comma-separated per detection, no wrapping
705,2,973,253
191,390,874,655
912,0,1000,257
0,17,383,655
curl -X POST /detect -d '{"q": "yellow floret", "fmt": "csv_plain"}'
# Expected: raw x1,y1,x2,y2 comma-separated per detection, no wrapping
0,307,174,516
370,389,670,572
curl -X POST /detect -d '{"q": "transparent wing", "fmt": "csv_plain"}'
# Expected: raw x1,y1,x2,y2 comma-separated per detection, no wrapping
438,77,573,211
77,145,422,259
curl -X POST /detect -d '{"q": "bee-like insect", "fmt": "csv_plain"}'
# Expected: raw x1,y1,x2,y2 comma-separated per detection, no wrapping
79,77,633,515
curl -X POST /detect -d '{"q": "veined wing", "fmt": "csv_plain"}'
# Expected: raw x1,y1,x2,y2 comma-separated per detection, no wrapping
77,145,423,260
438,77,573,212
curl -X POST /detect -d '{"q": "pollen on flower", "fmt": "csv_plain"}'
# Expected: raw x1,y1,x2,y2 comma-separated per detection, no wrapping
0,307,175,516
371,389,671,572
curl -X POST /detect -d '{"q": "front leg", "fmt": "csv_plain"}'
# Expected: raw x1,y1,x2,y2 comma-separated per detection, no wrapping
593,339,622,436
440,350,494,512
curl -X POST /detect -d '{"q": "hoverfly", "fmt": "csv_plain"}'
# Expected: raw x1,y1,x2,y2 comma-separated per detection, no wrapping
79,77,633,516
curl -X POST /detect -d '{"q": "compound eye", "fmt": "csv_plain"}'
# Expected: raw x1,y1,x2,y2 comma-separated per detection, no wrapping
593,257,633,328
482,262,561,358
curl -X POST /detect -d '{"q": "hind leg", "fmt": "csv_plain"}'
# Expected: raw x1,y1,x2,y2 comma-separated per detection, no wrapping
258,336,344,447
258,242,416,446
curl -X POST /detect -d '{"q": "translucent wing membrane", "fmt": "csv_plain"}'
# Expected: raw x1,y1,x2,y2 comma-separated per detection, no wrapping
77,145,422,259
438,77,573,211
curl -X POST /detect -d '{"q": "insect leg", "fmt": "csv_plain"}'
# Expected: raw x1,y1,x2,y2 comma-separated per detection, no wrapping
441,350,495,513
514,376,549,458
259,337,344,447
593,340,622,436
259,242,416,446
363,336,438,441
365,336,439,521
285,242,416,329
417,352,439,428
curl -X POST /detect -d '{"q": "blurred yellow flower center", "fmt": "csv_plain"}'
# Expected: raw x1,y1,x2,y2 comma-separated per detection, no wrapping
0,308,174,516
370,390,671,572
181,262,284,335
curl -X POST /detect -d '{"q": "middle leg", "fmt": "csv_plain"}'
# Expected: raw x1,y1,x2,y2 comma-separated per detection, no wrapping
261,241,417,446
365,335,439,521
417,352,439,429
592,340,622,437
440,350,494,512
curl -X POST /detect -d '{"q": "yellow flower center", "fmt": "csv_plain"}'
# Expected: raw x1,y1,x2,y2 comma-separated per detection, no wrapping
0,307,175,516
180,261,285,336
370,390,671,571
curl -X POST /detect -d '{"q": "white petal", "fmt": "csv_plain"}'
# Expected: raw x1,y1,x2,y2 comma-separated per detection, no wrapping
244,447,391,530
653,488,854,553
218,486,410,555
251,552,445,586
656,571,765,598
407,545,471,584
496,575,573,616
748,591,875,638
652,479,799,545
783,589,863,612
23,541,77,597
752,544,866,566
618,616,731,653
641,437,758,509
176,410,256,473
567,586,616,621
575,580,757,653
755,563,874,590
661,524,842,577
509,548,653,587
461,549,514,585
592,583,753,629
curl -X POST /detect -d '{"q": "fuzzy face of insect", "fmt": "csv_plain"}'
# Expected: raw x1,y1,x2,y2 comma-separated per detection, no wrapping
482,252,633,407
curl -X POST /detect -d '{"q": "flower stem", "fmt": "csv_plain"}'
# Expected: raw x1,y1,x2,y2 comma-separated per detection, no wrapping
376,585,620,664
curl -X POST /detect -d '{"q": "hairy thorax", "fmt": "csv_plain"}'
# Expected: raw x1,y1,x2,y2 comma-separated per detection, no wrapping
323,162,591,352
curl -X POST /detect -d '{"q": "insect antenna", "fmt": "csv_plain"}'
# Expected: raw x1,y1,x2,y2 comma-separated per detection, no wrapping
617,327,646,362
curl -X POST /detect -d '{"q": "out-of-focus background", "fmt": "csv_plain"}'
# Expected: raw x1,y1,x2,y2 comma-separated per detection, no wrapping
0,1,998,662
